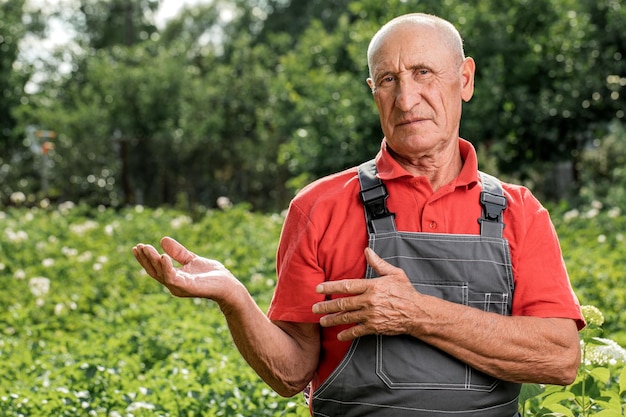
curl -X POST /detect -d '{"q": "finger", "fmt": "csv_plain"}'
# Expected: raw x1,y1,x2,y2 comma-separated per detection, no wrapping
159,253,179,283
315,278,367,296
337,324,370,341
319,310,362,327
313,295,358,315
364,247,401,277
132,244,162,278
160,236,196,265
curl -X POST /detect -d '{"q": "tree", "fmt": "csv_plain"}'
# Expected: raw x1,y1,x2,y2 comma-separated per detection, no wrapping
5,0,625,209
0,0,46,203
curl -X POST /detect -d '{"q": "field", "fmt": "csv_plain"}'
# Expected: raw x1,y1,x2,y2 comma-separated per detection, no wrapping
1,201,625,416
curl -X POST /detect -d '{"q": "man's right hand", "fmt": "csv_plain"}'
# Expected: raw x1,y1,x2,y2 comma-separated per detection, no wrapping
132,236,243,305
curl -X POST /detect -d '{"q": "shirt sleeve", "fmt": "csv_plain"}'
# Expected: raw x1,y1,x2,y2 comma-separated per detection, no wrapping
509,189,585,330
267,200,326,323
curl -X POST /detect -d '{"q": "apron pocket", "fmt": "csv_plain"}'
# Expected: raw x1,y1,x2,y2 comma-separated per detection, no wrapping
375,281,500,392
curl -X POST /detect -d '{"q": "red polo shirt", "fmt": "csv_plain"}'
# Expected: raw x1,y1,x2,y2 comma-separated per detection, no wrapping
267,138,584,389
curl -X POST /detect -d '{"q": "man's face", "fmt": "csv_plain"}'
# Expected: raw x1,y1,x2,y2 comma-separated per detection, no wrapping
367,23,475,159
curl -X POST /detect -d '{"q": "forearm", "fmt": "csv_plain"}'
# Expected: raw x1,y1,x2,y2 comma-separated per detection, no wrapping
412,294,581,385
219,284,319,397
132,239,319,395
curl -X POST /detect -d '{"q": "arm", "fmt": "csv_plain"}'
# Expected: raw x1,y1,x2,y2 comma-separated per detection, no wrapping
132,237,320,397
313,247,580,385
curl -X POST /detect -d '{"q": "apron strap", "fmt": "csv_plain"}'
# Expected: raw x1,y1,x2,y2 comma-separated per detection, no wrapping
358,161,507,238
357,160,396,233
478,171,507,238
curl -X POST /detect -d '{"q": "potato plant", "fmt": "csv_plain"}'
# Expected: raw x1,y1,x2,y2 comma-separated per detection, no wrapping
1,201,624,416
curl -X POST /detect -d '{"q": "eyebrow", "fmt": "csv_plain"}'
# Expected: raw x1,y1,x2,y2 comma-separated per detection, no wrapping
374,64,435,82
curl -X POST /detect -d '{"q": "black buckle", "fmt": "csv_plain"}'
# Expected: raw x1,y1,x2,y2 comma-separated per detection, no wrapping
480,192,507,222
360,184,393,219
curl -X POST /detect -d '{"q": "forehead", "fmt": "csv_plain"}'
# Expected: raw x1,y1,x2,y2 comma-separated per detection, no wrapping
369,23,455,76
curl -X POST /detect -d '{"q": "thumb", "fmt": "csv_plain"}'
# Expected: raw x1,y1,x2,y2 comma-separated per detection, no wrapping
160,236,196,265
364,247,399,277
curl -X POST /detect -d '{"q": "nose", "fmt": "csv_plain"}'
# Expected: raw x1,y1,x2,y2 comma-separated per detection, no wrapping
395,78,422,112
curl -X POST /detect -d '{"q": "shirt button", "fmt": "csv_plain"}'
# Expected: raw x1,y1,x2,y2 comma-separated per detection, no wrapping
429,221,437,230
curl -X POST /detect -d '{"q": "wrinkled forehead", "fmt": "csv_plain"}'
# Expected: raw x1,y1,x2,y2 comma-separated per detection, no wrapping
368,25,447,76
367,16,464,77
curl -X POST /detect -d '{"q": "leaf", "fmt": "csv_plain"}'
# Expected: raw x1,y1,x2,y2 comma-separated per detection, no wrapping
519,383,545,403
589,366,612,384
541,403,576,417
542,390,576,406
592,411,624,417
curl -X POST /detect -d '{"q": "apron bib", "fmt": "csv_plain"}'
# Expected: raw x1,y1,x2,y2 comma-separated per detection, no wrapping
311,160,521,417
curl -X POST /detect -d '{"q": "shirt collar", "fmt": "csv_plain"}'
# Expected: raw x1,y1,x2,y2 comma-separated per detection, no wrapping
375,138,479,189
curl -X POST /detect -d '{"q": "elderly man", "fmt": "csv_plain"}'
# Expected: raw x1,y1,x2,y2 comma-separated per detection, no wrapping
133,13,584,417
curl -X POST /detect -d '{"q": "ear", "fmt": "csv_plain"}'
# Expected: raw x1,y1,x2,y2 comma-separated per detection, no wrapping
366,77,375,93
460,57,476,102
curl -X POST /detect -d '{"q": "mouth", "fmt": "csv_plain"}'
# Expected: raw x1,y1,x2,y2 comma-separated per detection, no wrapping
396,117,428,127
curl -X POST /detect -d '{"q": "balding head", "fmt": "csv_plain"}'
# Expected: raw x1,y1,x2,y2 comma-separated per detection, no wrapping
367,13,465,79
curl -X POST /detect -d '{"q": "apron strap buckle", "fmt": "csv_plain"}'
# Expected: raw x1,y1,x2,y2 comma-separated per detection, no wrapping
360,184,393,219
478,171,508,238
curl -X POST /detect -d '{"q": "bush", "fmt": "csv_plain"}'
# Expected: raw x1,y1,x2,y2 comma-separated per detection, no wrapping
1,201,625,416
0,203,308,416
577,120,626,209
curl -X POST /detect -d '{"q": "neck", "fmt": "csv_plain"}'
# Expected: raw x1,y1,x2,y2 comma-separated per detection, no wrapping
387,141,463,191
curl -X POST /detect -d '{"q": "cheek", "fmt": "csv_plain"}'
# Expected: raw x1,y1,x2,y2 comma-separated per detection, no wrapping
375,96,394,120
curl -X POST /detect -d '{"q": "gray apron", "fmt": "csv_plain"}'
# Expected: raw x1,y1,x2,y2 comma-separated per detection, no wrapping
311,160,521,416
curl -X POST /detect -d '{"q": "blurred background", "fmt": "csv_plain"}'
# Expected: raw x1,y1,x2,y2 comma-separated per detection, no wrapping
1,0,625,212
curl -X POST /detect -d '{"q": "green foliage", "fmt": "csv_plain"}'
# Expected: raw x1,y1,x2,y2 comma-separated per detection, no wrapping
0,204,308,416
552,202,626,342
3,0,626,210
577,120,626,208
1,200,626,415
74,0,159,49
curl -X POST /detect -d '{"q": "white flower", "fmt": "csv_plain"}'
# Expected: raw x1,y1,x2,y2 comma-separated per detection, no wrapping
5,229,28,242
581,305,604,326
62,246,79,257
584,337,626,366
217,196,233,210
591,200,603,210
597,234,607,243
10,192,26,204
14,269,26,280
126,401,156,412
170,215,192,229
563,209,579,222
58,201,75,214
70,220,98,235
608,207,621,218
42,258,55,267
585,208,599,219
104,224,114,235
29,277,50,297
77,251,93,262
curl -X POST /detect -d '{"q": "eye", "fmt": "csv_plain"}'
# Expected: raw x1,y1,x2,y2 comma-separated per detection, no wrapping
378,75,396,87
